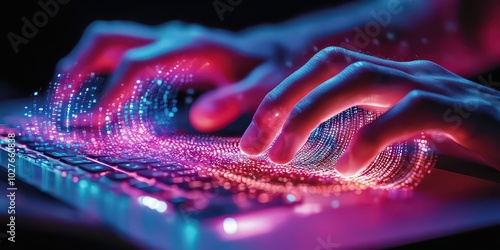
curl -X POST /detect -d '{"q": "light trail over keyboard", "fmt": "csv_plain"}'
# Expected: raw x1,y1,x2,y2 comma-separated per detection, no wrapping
12,61,437,201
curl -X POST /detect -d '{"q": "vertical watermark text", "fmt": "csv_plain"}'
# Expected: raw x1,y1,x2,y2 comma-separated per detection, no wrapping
5,133,17,243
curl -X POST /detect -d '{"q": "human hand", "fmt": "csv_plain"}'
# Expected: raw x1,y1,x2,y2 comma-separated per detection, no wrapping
56,20,295,132
239,47,500,176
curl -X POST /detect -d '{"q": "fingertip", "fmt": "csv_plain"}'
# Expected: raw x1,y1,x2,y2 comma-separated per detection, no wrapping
189,97,240,133
335,152,361,178
269,156,292,165
239,122,263,155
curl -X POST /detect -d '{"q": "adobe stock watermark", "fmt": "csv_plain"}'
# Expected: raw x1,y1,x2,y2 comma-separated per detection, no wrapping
7,0,71,54
212,0,243,22
340,0,404,50
315,235,341,250
442,73,499,130
477,73,500,88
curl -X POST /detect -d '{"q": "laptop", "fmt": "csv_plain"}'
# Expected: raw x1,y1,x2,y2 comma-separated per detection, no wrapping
1,72,499,250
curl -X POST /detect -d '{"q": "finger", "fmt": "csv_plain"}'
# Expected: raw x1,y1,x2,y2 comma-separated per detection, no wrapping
335,90,500,177
267,62,422,164
72,40,247,127
100,40,237,105
55,21,158,100
191,62,286,133
57,20,158,73
240,46,421,155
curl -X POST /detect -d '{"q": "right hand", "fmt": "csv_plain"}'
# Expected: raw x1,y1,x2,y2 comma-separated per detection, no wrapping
239,47,500,175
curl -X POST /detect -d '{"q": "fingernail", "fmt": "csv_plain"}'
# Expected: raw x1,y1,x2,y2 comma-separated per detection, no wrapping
240,121,261,155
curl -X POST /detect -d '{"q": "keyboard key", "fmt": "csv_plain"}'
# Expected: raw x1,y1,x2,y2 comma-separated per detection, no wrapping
139,186,165,193
167,197,192,208
117,163,147,172
54,165,75,171
45,151,77,159
104,172,130,182
34,146,57,152
119,153,142,160
86,153,109,159
98,157,129,165
195,200,239,219
60,157,93,165
27,142,51,149
130,181,149,188
175,170,198,178
177,181,204,191
136,169,165,178
193,176,215,183
129,180,165,193
156,176,184,185
133,158,160,165
78,163,113,173
161,169,194,175
16,136,33,143
26,153,39,160
149,163,188,171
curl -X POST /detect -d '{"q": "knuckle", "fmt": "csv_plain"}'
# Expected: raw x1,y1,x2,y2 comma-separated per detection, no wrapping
344,61,380,80
412,60,440,68
253,90,289,133
405,90,444,115
407,59,450,75
85,20,110,36
288,103,306,123
281,101,309,136
261,90,280,109
406,90,431,106
121,50,145,67
312,46,351,66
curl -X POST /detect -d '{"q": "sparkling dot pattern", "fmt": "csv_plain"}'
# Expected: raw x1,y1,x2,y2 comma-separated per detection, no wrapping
22,63,437,195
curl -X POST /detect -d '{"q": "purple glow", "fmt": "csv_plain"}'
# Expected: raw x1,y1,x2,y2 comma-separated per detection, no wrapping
20,64,437,196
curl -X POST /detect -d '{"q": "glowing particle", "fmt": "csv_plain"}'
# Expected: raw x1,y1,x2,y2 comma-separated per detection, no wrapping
386,32,395,40
286,194,296,202
331,200,340,209
223,217,237,235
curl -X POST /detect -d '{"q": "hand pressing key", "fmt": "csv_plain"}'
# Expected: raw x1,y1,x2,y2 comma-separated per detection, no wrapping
239,47,500,176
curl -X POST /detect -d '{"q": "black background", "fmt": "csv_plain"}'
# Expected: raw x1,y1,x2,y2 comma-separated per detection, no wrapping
0,0,345,101
1,0,498,101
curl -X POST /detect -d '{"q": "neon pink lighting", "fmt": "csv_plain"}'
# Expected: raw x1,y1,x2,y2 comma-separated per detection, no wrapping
21,61,436,196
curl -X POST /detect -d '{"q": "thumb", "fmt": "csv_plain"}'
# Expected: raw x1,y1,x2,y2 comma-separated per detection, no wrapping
190,62,285,132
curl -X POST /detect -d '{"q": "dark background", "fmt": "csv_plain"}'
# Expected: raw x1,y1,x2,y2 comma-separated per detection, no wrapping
0,0,345,101
1,0,498,101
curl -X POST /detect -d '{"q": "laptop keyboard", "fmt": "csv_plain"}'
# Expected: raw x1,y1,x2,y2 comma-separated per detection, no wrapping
0,132,299,221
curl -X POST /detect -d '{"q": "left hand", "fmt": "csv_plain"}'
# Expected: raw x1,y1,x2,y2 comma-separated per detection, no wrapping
239,47,500,176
